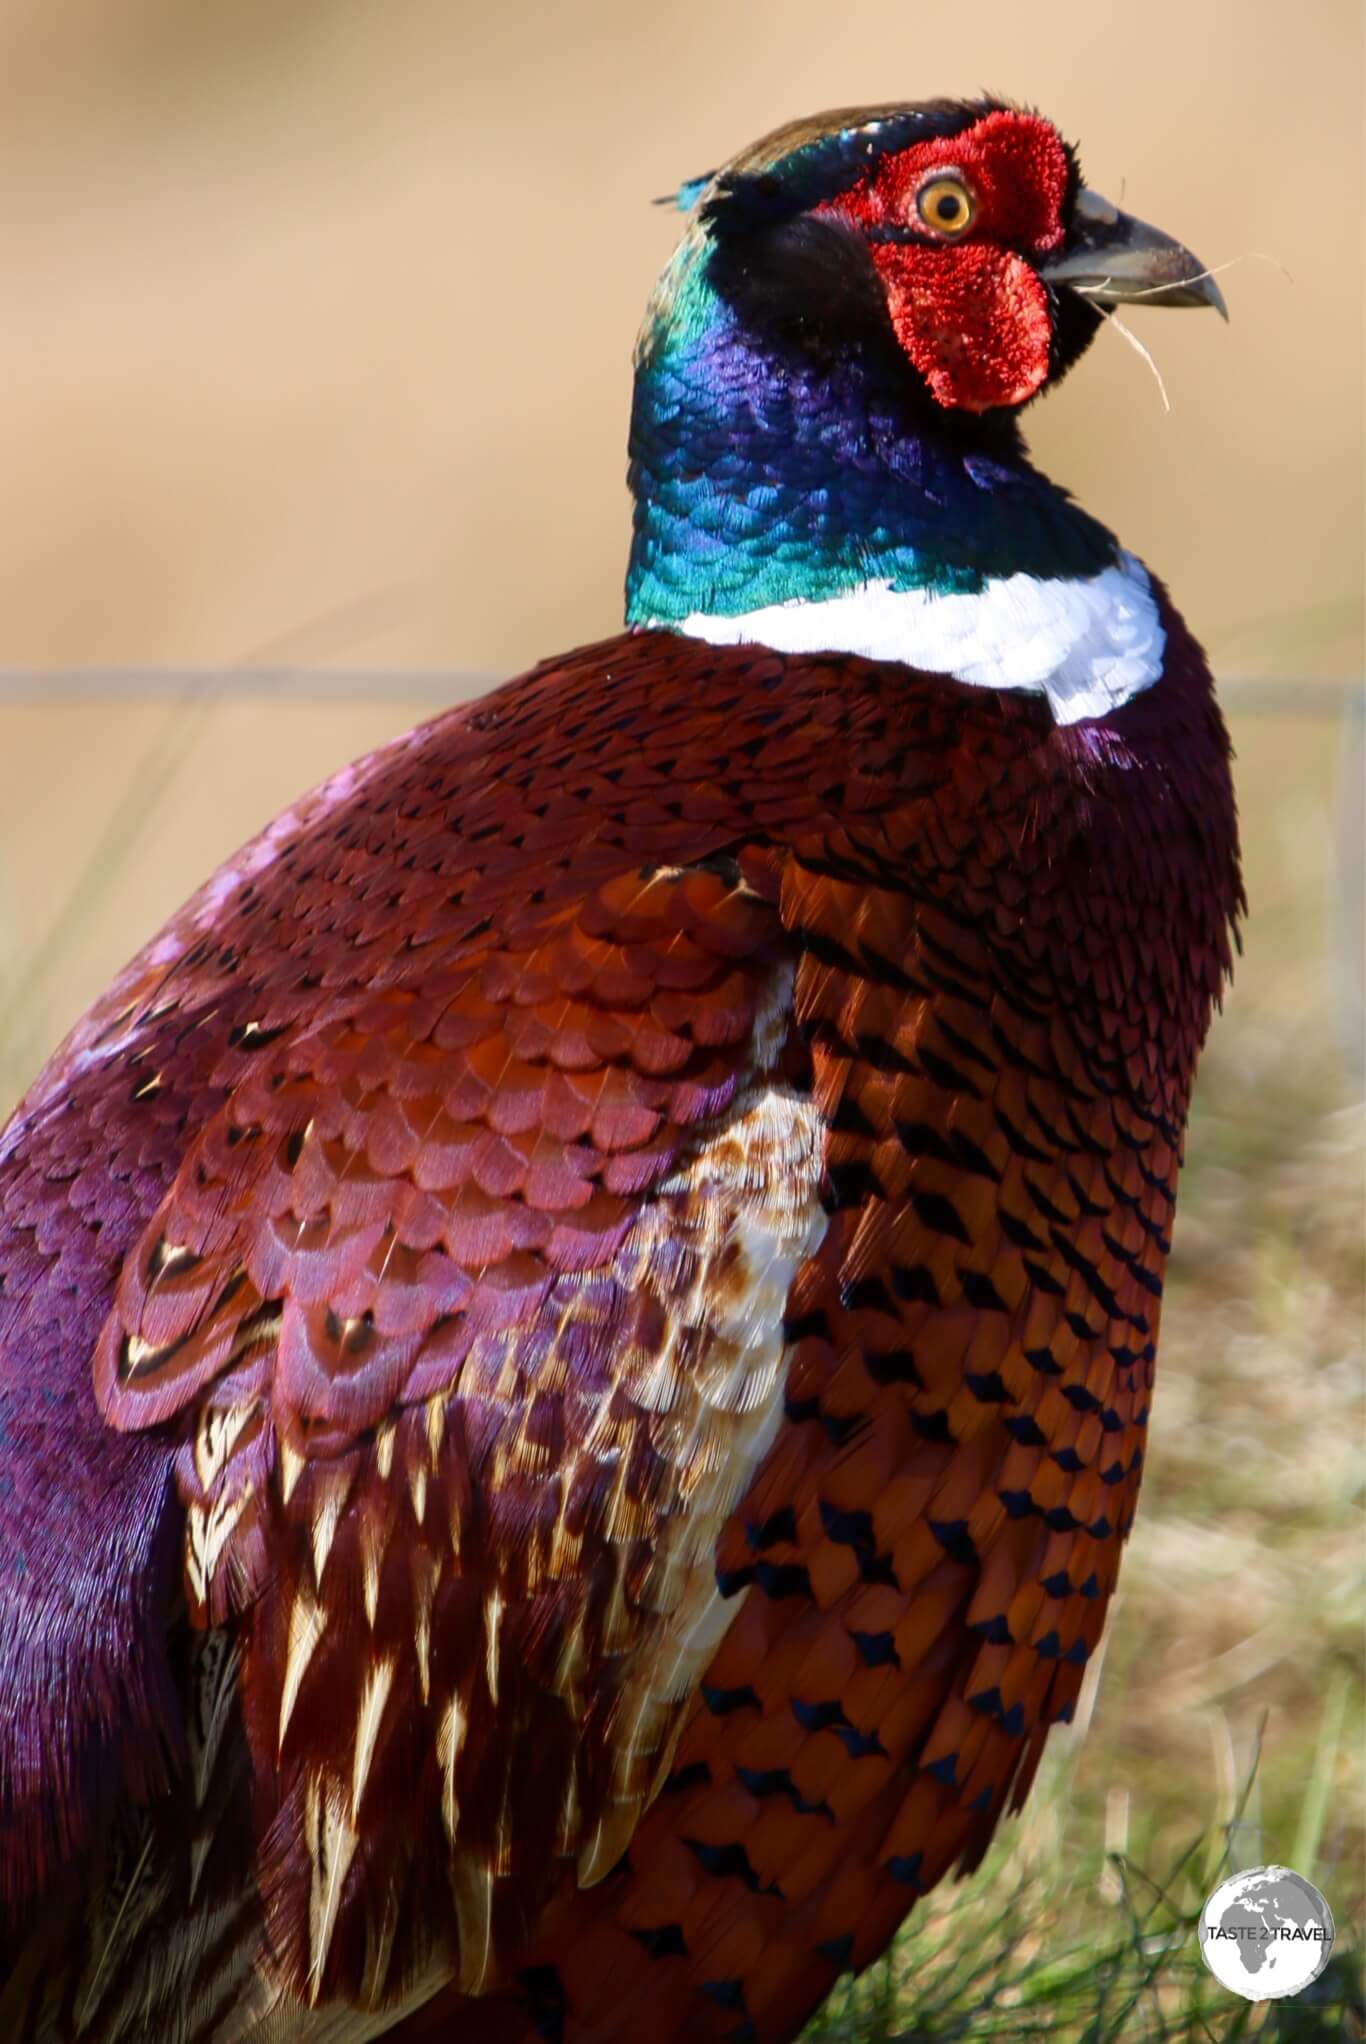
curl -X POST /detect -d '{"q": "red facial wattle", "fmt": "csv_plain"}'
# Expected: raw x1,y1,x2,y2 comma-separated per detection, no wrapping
874,240,1055,411
818,108,1073,413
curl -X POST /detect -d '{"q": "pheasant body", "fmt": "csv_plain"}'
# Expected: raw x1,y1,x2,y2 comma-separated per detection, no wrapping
0,96,1239,2044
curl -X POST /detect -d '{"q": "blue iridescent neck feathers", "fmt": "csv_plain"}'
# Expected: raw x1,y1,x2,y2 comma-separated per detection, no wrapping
623,226,1167,725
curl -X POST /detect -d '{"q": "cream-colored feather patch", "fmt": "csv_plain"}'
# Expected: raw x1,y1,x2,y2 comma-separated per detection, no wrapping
577,963,825,1884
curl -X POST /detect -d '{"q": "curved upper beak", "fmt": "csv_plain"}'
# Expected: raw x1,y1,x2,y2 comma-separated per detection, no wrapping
1041,187,1228,319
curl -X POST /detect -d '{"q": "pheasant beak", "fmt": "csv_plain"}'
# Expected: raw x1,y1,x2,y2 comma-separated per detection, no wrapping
1041,187,1228,319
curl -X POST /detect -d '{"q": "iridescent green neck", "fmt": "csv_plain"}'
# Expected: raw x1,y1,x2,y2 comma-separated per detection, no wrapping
625,246,1116,627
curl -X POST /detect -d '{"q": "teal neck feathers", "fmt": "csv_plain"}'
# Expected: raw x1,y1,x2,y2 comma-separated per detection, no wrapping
624,234,1166,726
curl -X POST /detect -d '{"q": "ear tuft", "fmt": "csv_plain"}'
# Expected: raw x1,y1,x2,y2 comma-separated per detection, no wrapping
653,171,715,213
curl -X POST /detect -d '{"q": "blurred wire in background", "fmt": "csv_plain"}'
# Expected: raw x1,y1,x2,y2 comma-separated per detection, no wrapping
3,667,1360,1107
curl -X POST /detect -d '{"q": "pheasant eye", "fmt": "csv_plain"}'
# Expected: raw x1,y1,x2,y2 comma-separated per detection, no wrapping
916,176,975,238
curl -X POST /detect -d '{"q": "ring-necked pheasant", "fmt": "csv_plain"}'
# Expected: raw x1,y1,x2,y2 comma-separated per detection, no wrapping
0,97,1240,2044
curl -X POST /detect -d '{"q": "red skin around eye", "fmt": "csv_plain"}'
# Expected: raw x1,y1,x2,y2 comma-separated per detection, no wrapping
820,109,1072,413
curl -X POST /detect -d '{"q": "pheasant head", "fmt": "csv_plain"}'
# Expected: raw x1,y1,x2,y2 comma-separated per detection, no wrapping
628,99,1224,722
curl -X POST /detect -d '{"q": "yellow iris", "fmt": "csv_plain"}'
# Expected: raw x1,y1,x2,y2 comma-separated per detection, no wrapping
916,176,975,238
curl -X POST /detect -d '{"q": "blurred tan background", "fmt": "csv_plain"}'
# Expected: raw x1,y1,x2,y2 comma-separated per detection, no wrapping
0,0,1362,1978
0,0,1361,678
